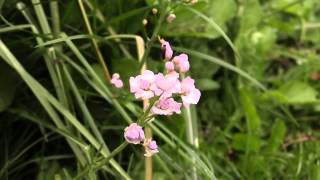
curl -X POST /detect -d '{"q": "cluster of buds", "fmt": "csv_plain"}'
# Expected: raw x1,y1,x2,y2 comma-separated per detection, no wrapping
111,39,200,156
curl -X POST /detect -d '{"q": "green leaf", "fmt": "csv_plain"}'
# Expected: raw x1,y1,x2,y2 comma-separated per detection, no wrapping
161,0,236,39
239,87,261,135
266,119,286,154
232,133,261,153
196,78,220,91
262,81,318,104
0,62,17,112
278,81,318,104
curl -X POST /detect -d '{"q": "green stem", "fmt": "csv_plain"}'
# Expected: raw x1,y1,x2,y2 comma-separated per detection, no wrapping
138,1,168,69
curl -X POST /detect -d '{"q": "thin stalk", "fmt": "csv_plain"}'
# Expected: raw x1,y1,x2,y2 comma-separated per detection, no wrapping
181,74,198,180
62,64,110,153
77,0,111,81
74,142,129,180
136,34,153,180
83,0,133,59
138,1,168,69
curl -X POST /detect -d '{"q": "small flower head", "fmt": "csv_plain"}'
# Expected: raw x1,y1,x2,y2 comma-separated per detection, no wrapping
173,54,190,73
144,139,159,157
180,77,201,107
151,97,182,115
129,70,156,100
166,13,176,23
160,39,173,61
124,123,145,144
152,72,181,97
142,19,148,26
165,61,175,72
152,8,158,15
110,73,124,88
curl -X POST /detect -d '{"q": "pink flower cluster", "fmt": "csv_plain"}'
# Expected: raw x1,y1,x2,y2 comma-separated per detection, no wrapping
123,39,201,157
129,39,200,115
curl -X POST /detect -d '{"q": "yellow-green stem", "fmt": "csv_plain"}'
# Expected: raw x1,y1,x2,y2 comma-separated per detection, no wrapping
77,0,111,81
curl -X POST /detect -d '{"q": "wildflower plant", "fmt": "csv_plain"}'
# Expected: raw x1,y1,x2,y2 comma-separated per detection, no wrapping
116,39,201,157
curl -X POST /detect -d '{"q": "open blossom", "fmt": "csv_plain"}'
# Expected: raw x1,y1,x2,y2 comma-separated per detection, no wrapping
151,97,182,115
172,54,190,73
124,123,145,144
129,70,156,100
144,139,159,157
110,73,124,88
180,77,201,107
152,72,181,97
160,39,173,60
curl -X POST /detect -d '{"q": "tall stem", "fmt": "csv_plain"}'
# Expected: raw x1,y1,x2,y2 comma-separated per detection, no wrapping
77,0,111,81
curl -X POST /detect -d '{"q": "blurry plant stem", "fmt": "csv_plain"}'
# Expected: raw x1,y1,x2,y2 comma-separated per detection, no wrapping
181,73,199,180
138,1,168,70
136,34,153,180
74,142,129,180
83,0,133,59
77,0,111,81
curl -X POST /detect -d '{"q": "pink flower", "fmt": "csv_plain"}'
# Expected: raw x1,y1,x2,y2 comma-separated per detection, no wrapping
129,70,156,100
144,139,159,157
180,77,201,107
165,61,175,72
124,123,145,144
152,72,181,97
110,73,124,88
151,97,182,115
160,39,173,60
173,54,190,73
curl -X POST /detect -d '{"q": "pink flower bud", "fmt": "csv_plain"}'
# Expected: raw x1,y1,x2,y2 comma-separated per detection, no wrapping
111,73,124,88
165,61,175,72
173,54,190,73
124,123,145,144
160,39,173,60
166,13,176,23
144,139,159,157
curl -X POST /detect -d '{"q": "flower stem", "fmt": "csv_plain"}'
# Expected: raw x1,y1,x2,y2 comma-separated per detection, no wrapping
77,0,111,81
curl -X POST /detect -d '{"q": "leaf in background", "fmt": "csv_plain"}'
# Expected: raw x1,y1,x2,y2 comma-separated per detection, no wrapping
279,81,317,104
110,58,139,83
262,81,318,104
266,119,286,154
270,0,316,17
232,133,261,153
161,0,236,39
0,62,17,112
239,87,261,135
196,78,220,91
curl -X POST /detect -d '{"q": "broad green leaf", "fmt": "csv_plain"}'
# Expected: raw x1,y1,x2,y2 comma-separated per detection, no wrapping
271,0,316,17
262,81,318,104
239,87,261,135
278,81,318,104
266,120,286,154
232,133,261,153
161,0,236,39
0,62,17,112
196,78,220,91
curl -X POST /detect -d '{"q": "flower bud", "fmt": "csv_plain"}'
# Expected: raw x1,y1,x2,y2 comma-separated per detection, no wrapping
166,14,176,23
124,123,145,144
